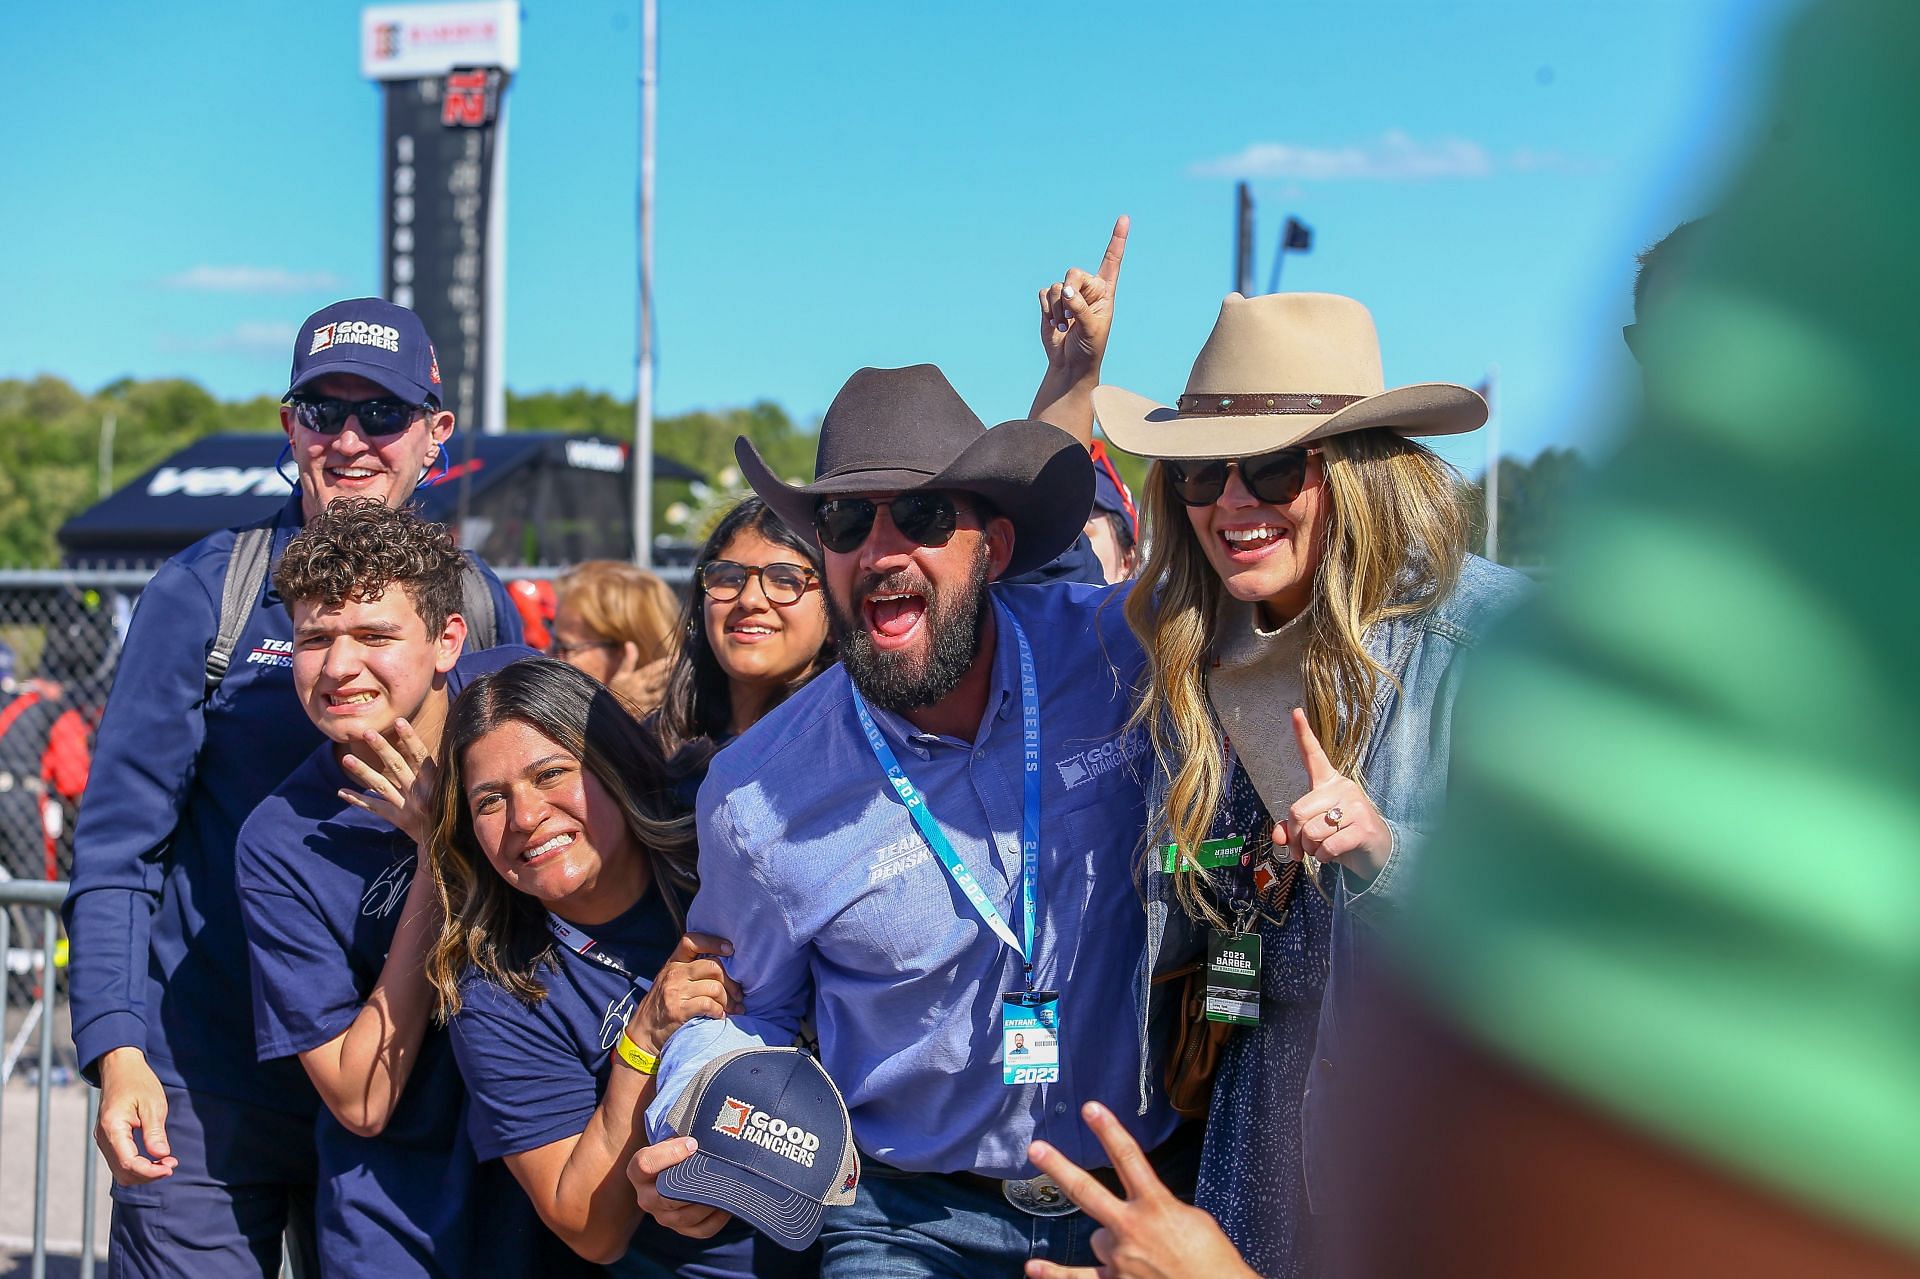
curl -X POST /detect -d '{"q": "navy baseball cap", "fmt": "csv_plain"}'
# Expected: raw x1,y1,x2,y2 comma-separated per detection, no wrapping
287,298,443,407
658,1048,859,1251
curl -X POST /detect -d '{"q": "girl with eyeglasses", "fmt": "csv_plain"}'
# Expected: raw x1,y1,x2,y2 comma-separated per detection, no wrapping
550,562,682,716
651,499,834,801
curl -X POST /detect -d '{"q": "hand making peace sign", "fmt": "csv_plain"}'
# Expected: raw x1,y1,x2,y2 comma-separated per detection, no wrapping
1022,1102,1257,1279
1277,708,1392,881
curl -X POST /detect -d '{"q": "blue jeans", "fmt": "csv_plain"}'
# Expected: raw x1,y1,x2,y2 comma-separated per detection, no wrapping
822,1128,1201,1279
822,1166,1103,1278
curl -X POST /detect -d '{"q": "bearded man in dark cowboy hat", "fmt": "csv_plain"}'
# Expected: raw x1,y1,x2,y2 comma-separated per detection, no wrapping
625,223,1200,1276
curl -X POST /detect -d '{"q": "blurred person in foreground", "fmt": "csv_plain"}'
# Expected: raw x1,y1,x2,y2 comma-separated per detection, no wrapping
1336,2,1920,1273
650,497,834,803
1019,2,1920,1275
62,298,522,1278
550,560,682,715
420,658,808,1277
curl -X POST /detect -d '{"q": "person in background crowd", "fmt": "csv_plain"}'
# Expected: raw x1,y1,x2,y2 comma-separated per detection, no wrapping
1083,440,1140,583
421,658,808,1278
650,497,833,802
233,500,571,1277
62,297,523,1278
1622,216,1706,364
551,560,681,716
507,578,558,653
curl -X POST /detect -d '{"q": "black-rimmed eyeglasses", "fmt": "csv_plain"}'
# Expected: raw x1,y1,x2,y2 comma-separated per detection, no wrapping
698,560,818,606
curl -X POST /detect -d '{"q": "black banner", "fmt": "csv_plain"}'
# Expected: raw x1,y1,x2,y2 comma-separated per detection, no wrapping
381,68,508,432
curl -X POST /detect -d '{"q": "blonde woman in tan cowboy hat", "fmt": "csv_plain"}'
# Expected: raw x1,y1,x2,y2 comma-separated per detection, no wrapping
1023,289,1528,1279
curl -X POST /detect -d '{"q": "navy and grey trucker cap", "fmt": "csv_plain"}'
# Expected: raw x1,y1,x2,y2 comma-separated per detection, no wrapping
286,298,443,407
657,1047,859,1251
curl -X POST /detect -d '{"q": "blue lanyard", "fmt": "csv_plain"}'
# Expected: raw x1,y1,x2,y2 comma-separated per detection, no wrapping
849,604,1043,990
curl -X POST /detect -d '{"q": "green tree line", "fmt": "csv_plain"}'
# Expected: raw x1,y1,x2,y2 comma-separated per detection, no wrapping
0,374,1583,567
0,376,819,565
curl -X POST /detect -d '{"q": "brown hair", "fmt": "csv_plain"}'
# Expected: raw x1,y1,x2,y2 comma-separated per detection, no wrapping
1124,429,1468,928
424,657,697,1016
556,561,681,665
273,496,465,635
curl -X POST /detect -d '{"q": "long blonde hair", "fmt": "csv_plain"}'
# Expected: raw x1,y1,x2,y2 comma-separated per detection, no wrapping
1123,428,1467,926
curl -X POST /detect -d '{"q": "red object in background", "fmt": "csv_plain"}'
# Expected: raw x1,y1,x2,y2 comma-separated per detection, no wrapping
508,579,557,652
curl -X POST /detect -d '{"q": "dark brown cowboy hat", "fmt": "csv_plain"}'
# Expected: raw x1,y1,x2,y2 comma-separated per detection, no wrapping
735,364,1092,578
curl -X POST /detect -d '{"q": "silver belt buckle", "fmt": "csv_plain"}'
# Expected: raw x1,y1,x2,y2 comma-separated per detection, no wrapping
1001,1173,1078,1218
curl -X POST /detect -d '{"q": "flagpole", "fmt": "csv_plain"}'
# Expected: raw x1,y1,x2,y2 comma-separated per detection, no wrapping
632,0,657,567
1484,363,1500,564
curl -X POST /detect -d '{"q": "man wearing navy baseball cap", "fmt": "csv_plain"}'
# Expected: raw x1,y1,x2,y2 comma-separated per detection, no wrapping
280,298,452,514
64,297,524,1278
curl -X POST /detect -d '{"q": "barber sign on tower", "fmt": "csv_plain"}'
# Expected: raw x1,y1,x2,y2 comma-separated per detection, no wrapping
362,1,518,435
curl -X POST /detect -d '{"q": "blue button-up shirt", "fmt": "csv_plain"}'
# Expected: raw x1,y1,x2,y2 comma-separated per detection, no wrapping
649,580,1178,1178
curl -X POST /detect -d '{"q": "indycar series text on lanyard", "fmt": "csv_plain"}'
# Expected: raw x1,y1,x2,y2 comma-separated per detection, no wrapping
848,605,1059,1086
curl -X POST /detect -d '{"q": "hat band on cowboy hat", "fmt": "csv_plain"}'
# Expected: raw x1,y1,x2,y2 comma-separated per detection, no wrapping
735,364,1093,579
1092,292,1487,462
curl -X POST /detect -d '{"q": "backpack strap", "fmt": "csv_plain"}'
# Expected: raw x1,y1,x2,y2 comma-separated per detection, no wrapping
459,553,498,650
206,520,278,698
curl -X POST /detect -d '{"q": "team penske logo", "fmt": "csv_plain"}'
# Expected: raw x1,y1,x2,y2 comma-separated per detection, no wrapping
247,638,293,668
711,1097,821,1167
310,320,401,355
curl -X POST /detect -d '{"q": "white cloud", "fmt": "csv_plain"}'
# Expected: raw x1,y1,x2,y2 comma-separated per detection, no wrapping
157,322,298,354
1192,131,1584,182
160,265,349,293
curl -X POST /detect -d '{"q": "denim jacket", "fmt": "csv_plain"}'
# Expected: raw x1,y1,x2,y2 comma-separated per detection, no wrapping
1133,554,1529,1203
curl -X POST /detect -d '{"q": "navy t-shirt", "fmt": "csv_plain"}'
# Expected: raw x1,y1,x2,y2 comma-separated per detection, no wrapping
236,645,569,1277
450,889,808,1278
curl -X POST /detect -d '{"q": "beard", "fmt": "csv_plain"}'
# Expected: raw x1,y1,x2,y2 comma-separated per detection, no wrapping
830,540,994,714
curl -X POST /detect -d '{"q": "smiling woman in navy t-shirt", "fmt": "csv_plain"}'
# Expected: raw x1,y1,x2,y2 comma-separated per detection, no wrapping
423,658,810,1278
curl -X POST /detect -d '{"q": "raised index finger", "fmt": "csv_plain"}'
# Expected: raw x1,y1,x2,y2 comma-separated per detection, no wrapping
1291,707,1337,787
1097,214,1129,287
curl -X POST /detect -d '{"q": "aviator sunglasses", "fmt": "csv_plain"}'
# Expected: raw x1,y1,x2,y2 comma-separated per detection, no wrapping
698,560,818,606
284,393,431,437
1163,448,1311,508
813,493,960,555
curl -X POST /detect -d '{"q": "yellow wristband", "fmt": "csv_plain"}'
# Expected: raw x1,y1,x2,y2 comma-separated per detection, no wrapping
612,1031,659,1076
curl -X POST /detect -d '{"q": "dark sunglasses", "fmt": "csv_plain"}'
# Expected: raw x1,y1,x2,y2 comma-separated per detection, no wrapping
698,560,818,605
1164,448,1311,507
813,493,960,555
285,394,430,437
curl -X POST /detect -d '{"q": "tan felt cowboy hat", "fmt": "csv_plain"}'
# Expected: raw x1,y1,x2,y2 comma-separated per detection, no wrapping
1092,292,1487,461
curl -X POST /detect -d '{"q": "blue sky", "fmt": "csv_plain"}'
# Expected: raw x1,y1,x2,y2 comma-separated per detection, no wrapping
3,0,1795,475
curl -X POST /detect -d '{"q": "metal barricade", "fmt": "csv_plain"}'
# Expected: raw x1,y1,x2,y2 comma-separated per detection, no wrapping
0,877,100,1279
